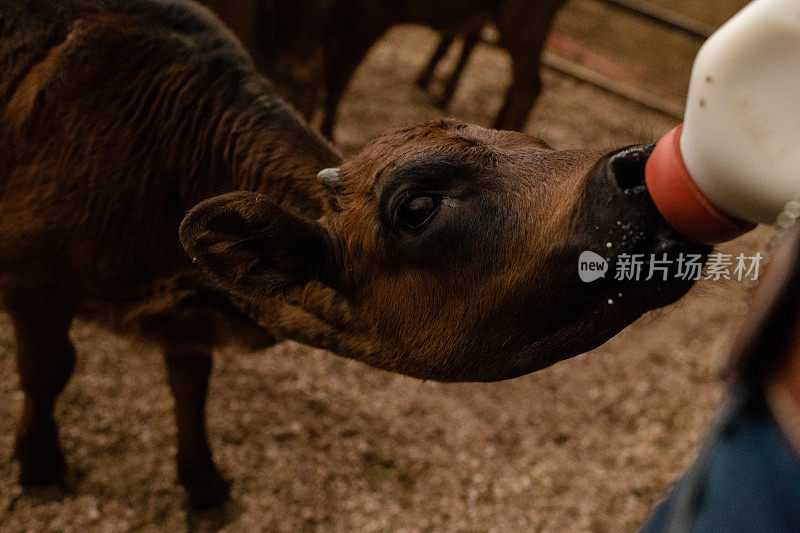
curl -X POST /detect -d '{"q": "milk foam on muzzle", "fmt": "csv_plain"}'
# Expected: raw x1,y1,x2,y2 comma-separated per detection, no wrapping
644,0,800,244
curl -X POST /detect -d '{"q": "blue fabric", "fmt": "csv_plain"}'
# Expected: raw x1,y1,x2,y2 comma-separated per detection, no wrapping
640,395,800,533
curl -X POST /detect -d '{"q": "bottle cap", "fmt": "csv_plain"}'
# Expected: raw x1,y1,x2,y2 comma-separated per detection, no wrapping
645,124,754,244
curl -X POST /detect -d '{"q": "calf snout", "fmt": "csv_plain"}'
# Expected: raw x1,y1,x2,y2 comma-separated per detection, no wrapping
605,144,697,256
569,145,712,314
579,144,702,257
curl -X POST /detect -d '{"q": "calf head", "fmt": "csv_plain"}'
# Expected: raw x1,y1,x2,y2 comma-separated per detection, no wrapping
181,120,709,381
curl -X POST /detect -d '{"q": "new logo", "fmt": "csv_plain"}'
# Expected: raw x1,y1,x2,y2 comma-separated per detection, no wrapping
578,251,608,282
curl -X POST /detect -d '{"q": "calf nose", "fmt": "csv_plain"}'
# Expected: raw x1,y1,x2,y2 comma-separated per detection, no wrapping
608,144,654,193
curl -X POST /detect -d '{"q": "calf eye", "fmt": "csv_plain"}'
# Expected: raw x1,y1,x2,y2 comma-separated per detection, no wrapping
397,194,441,231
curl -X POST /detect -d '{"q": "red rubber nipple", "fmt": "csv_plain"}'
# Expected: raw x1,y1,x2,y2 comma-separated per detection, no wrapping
644,124,754,244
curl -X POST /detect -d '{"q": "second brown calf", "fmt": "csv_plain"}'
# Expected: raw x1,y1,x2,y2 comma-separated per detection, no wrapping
204,0,567,137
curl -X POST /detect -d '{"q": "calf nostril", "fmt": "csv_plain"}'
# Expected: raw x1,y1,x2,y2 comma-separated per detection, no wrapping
608,144,655,192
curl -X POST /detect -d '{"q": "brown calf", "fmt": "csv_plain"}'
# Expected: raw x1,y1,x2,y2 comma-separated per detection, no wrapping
203,0,567,137
1,0,705,510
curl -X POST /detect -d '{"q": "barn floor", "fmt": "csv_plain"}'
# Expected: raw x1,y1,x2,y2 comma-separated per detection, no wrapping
0,1,765,531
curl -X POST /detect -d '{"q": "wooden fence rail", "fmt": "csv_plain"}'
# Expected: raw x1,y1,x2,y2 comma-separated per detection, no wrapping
592,0,715,40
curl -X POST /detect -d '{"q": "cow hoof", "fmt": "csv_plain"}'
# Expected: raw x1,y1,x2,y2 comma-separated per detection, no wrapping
17,460,67,488
15,432,67,488
186,473,231,511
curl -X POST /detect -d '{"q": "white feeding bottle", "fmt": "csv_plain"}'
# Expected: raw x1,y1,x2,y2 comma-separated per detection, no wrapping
644,0,800,244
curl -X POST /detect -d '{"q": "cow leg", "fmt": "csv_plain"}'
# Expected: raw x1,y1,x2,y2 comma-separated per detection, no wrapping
493,53,542,131
7,287,76,487
416,32,456,90
437,31,480,109
163,345,229,510
319,35,376,139
319,66,352,138
493,0,564,131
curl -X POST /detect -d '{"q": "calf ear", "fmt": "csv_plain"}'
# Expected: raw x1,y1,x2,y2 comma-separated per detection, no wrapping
179,191,339,299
